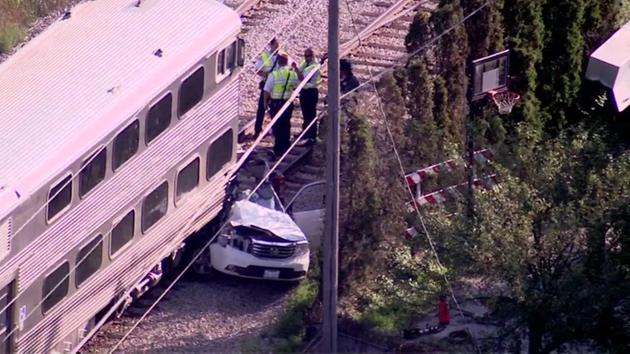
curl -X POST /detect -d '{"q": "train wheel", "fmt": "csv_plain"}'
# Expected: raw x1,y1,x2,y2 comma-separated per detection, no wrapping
162,244,185,278
191,246,215,278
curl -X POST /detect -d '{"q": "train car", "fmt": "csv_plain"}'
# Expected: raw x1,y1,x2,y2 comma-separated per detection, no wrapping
0,0,244,352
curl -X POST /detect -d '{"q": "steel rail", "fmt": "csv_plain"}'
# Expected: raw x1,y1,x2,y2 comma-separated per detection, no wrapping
235,0,263,15
340,0,429,56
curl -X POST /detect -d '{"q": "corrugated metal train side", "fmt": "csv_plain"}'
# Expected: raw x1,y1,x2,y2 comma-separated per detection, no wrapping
0,0,246,352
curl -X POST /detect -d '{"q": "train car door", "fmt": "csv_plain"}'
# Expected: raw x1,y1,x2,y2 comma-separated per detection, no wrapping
0,281,14,354
287,181,325,248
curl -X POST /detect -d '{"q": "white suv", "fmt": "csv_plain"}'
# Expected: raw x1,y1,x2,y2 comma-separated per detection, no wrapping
210,200,311,280
193,156,325,281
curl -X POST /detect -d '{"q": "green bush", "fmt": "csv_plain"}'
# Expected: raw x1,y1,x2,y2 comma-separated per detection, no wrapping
355,245,445,335
0,24,24,54
359,303,412,334
275,280,318,339
273,255,320,353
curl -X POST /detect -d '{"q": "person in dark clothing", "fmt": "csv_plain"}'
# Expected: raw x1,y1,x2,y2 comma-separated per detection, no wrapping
340,59,360,94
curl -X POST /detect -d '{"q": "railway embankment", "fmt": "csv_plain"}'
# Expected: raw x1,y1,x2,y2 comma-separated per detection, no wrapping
0,0,84,59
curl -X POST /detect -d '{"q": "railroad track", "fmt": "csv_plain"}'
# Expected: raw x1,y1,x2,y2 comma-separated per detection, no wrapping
83,0,439,351
233,0,437,202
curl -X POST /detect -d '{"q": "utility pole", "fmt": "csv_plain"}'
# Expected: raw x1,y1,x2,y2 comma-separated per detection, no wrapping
465,63,476,219
322,0,339,351
465,104,475,218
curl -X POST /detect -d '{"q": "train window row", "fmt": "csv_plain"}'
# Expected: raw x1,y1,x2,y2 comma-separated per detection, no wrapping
44,42,234,222
41,128,234,314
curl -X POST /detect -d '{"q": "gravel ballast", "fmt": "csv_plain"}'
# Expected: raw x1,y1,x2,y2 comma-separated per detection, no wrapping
83,276,295,353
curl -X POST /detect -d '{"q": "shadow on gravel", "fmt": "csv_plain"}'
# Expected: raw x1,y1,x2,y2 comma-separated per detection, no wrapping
123,272,297,319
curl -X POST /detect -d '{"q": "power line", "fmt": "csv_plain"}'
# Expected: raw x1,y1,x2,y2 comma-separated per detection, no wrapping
104,3,325,352
65,0,489,350
343,0,492,351
339,0,492,100
0,2,312,350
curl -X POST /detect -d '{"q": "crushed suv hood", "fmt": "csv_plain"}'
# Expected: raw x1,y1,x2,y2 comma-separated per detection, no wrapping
229,200,307,243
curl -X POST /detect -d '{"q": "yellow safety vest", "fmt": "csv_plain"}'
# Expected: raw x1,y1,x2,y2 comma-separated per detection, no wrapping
300,61,321,89
271,68,299,100
260,51,277,74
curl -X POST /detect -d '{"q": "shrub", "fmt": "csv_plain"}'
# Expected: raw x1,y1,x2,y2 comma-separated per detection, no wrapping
0,24,24,54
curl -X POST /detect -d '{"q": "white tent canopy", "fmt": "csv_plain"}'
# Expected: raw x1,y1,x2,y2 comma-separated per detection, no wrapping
586,21,630,112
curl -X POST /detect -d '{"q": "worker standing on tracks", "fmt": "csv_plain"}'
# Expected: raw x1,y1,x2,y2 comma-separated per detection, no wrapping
254,38,280,138
291,48,322,144
264,51,299,157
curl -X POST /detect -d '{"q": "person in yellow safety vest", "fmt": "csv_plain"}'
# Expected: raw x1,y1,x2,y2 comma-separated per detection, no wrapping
263,51,299,157
253,38,280,138
291,48,322,144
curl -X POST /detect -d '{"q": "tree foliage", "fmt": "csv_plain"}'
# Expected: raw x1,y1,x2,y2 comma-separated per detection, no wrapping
338,0,630,350
339,101,383,290
502,0,546,152
405,58,439,166
426,129,630,352
432,0,469,148
538,0,587,129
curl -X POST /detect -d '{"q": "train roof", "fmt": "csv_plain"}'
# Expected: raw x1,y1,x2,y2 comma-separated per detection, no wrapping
0,0,240,216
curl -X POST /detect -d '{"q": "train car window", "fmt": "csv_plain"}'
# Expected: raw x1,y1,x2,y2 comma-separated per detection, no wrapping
141,182,168,233
47,175,72,222
76,235,103,287
206,129,233,180
178,67,205,117
42,262,69,314
237,38,246,67
146,93,172,143
226,42,237,70
113,120,139,171
110,210,135,256
217,50,225,75
176,157,200,202
79,147,106,198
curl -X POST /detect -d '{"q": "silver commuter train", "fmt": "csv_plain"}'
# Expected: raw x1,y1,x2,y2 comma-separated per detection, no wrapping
0,0,245,352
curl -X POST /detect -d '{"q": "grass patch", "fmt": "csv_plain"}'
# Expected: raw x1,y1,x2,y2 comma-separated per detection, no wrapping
359,303,413,335
0,24,25,54
273,255,320,353
0,0,74,54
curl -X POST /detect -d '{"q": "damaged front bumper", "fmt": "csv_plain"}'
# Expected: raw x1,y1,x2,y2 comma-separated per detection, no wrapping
210,243,309,281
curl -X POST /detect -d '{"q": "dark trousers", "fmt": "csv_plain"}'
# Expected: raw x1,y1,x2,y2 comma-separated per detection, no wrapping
255,84,266,135
299,88,318,140
269,99,294,157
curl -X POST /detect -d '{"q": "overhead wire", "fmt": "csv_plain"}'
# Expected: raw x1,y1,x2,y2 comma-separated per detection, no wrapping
0,0,312,350
104,1,325,352
35,0,493,351
6,0,305,244
106,67,324,354
342,0,491,351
